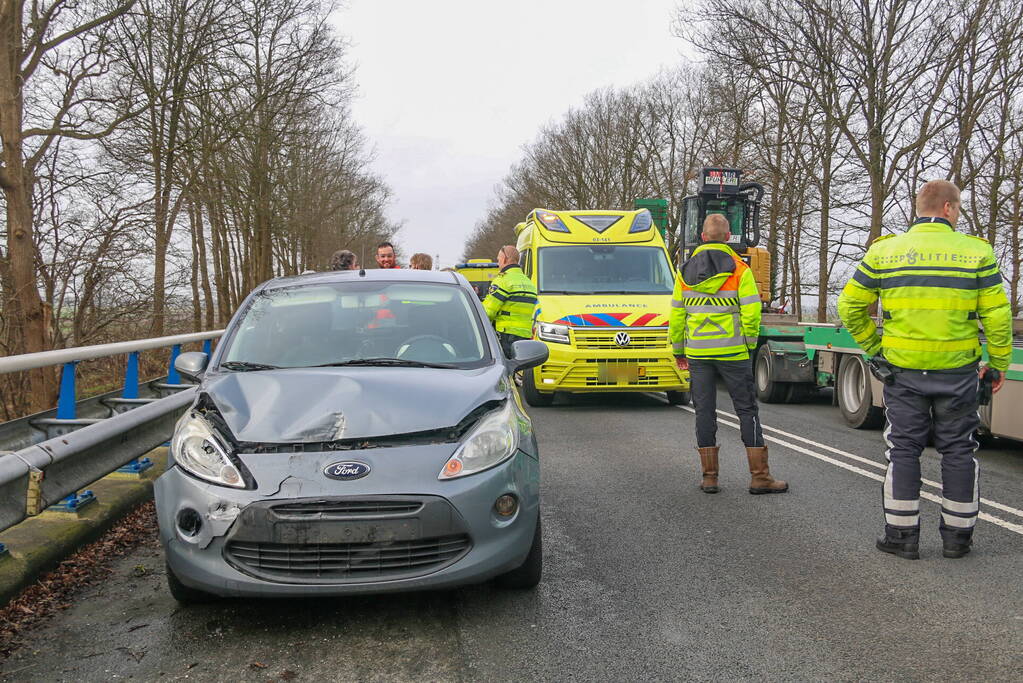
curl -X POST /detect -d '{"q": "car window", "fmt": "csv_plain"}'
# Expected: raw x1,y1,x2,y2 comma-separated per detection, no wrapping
223,282,490,368
538,246,673,294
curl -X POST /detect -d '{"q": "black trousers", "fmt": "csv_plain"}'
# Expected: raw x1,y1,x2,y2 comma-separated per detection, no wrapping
498,332,528,359
689,358,764,448
882,366,980,540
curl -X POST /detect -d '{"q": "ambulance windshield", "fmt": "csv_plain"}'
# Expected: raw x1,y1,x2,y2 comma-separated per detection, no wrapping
537,246,674,295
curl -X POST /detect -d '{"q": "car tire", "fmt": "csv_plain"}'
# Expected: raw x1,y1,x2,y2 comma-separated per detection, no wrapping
522,368,554,407
495,515,542,589
166,563,217,604
666,390,690,405
755,345,789,403
837,354,885,429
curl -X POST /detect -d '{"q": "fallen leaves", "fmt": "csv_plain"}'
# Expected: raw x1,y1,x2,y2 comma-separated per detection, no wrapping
0,502,159,662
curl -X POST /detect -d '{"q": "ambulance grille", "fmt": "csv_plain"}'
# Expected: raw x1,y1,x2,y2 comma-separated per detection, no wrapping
573,329,669,350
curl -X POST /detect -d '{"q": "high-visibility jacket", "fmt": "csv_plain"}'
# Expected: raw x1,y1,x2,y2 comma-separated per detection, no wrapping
482,264,538,338
837,217,1013,371
669,242,762,360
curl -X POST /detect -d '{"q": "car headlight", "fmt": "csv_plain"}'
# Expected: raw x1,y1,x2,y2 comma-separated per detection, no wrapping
171,412,247,488
537,322,570,344
439,401,521,479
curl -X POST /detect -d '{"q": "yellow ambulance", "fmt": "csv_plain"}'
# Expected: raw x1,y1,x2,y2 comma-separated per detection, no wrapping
514,208,689,406
453,259,501,300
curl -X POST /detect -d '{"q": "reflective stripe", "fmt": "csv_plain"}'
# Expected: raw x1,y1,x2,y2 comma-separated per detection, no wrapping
940,512,976,528
884,498,920,512
684,335,746,349
853,270,878,288
978,292,1008,306
885,513,919,527
882,336,980,352
672,342,685,353
684,296,739,306
686,304,739,314
744,336,758,346
671,299,686,308
681,289,737,298
878,274,996,290
985,342,1013,355
942,498,979,514
881,297,977,311
861,262,990,275
738,294,761,305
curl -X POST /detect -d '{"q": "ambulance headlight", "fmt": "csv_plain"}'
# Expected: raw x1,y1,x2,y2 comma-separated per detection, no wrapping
535,210,570,233
537,322,570,344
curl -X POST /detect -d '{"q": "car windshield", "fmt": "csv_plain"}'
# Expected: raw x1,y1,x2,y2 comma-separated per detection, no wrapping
221,281,490,369
537,245,674,295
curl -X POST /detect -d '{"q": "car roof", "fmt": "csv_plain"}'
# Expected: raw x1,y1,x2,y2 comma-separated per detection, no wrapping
261,268,463,291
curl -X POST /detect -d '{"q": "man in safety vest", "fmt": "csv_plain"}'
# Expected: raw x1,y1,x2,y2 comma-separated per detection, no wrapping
838,179,1012,560
670,214,788,495
482,245,538,358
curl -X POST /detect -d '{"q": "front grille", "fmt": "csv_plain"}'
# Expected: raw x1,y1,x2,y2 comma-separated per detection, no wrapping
541,358,682,388
270,500,423,516
573,328,669,350
225,535,471,581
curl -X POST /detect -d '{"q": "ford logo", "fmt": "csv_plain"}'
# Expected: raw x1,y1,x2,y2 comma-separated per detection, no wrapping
323,461,371,480
614,331,631,347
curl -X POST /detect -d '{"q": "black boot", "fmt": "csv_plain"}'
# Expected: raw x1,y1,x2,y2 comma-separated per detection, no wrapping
876,527,920,560
941,530,973,559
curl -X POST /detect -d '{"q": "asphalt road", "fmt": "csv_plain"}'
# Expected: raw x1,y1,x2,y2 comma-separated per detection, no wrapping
3,388,1022,682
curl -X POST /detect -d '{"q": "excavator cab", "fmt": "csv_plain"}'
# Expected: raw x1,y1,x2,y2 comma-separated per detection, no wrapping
679,167,771,302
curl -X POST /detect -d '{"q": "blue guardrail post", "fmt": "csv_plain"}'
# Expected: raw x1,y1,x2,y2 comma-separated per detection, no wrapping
54,361,98,510
117,351,153,475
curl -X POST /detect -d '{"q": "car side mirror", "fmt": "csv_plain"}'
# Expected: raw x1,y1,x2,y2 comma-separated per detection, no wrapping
510,340,548,372
175,352,209,382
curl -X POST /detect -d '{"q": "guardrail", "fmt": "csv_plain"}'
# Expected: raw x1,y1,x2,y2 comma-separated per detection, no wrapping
0,330,222,533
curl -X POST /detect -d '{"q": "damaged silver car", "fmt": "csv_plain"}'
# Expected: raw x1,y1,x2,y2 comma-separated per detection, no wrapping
155,269,548,602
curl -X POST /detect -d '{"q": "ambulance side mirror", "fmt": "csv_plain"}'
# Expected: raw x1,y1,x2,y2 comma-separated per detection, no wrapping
510,340,548,372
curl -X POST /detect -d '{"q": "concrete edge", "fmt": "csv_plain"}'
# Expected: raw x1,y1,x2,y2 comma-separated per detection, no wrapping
0,449,167,608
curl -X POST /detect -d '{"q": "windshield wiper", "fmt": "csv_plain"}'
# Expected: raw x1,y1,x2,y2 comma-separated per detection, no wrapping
220,361,281,372
309,358,458,369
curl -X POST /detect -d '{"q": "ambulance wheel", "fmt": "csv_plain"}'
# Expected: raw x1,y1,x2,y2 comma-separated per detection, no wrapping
522,368,554,407
755,346,789,403
666,390,690,405
837,354,885,429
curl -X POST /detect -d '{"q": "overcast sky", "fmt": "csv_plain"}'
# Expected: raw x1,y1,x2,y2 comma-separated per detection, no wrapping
334,0,688,268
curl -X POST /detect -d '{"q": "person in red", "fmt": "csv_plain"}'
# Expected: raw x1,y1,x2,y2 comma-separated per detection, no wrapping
369,241,400,329
375,242,400,269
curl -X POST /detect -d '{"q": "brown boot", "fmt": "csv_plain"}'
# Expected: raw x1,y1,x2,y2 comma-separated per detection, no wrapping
746,446,788,494
698,446,719,493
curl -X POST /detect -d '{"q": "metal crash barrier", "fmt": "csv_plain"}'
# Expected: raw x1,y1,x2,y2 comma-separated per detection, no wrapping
0,331,222,533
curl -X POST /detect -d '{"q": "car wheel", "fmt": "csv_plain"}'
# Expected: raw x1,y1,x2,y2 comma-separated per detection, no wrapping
166,563,217,604
837,354,885,429
755,345,789,403
666,390,690,405
495,515,542,589
522,368,554,407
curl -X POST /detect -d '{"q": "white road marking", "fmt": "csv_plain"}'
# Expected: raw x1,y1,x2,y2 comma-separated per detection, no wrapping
657,397,1023,536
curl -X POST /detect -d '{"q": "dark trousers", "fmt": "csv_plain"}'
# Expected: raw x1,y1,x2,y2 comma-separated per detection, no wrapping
689,358,764,448
498,332,528,359
882,366,980,540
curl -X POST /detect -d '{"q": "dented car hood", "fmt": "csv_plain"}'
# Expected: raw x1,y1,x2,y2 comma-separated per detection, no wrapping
202,365,507,443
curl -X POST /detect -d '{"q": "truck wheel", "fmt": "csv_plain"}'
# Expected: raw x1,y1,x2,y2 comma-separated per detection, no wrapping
666,390,690,405
522,368,554,407
837,354,885,429
755,346,789,403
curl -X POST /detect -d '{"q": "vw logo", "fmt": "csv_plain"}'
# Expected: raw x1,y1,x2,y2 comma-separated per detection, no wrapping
323,461,371,481
614,331,631,347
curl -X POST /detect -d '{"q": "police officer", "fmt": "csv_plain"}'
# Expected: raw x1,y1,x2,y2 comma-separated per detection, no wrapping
482,245,537,358
838,179,1013,560
670,214,787,495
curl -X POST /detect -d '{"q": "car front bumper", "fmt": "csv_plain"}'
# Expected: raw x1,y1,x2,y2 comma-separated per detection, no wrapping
156,445,539,597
